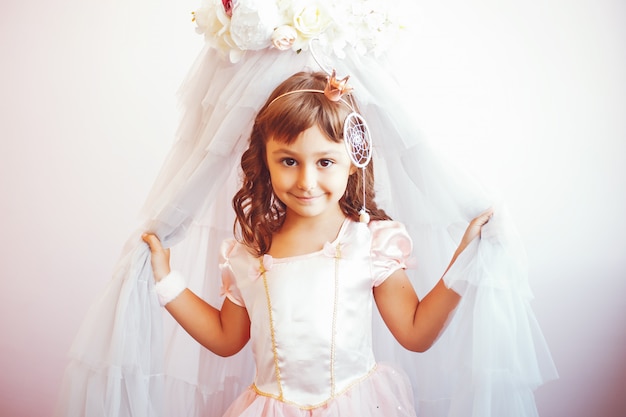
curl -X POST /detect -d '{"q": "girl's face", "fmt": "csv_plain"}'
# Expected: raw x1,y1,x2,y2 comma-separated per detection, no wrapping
266,125,355,223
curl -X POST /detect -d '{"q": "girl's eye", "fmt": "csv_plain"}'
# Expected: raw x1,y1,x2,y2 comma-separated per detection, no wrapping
318,159,334,168
281,158,297,167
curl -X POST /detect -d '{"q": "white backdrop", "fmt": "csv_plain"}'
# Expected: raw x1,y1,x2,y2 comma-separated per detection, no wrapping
0,1,624,416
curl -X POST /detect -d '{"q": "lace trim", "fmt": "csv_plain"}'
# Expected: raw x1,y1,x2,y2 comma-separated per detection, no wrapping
260,258,284,400
329,243,341,397
250,364,378,410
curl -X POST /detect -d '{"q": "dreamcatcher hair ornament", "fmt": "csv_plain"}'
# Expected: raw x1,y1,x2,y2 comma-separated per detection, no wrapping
267,70,373,223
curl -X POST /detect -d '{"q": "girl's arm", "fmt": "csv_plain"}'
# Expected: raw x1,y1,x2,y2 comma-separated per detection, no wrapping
143,234,251,357
373,209,493,352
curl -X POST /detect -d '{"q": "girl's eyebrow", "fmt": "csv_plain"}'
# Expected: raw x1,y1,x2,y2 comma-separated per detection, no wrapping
270,148,343,157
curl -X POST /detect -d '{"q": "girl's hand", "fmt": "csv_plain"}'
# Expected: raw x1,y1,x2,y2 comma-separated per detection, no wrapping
458,207,494,251
142,233,171,282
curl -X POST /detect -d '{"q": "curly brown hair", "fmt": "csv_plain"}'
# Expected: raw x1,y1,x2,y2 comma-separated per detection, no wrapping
232,71,390,256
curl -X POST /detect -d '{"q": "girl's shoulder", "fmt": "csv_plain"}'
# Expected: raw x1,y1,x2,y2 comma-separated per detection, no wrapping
367,218,405,227
335,218,410,244
219,238,257,263
366,219,409,236
365,219,413,255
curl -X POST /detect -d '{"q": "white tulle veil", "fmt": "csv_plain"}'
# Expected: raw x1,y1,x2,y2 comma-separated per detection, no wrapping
54,2,557,416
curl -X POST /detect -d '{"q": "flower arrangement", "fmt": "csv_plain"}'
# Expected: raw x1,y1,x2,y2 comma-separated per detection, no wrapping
192,0,404,63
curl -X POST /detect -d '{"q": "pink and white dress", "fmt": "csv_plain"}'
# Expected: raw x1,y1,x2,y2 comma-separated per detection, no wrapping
219,219,416,416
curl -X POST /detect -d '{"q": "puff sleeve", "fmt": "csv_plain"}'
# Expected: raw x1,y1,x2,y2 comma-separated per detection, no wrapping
219,239,245,307
369,221,414,287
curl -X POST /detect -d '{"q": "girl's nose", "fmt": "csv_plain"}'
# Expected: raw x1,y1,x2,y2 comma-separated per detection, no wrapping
297,166,316,191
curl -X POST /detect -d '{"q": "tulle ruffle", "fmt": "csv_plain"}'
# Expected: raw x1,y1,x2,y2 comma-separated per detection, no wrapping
55,43,557,417
437,207,557,416
221,364,416,417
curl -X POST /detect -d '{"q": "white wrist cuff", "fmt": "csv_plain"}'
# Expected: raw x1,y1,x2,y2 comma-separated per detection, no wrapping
155,270,186,306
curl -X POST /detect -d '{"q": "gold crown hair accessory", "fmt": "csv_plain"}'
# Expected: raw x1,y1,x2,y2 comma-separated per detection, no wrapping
324,70,353,102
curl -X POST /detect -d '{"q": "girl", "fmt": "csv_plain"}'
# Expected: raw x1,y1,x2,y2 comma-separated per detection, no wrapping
142,71,492,416
55,2,556,416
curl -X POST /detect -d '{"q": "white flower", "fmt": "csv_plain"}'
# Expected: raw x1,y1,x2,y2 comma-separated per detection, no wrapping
194,2,245,62
194,5,234,51
271,25,298,51
230,0,281,50
292,4,330,38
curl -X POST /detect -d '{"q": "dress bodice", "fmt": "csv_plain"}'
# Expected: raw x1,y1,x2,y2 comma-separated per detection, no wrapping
220,219,412,407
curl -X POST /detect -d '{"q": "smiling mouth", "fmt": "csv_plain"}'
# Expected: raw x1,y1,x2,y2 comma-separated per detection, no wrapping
293,194,320,203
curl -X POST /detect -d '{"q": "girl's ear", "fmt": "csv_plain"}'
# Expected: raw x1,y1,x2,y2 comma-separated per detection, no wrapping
349,164,358,175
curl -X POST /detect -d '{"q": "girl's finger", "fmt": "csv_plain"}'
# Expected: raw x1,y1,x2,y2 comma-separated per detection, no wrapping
474,207,494,226
142,233,162,251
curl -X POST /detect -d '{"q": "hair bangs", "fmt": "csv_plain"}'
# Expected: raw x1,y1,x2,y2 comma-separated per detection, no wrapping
258,76,351,145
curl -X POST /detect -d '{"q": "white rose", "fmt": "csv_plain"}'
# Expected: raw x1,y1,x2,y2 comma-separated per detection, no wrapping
230,0,280,50
271,25,298,50
292,4,330,39
194,6,227,38
193,4,237,52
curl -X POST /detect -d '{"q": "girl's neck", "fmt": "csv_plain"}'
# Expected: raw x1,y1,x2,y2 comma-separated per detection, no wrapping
268,211,347,258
